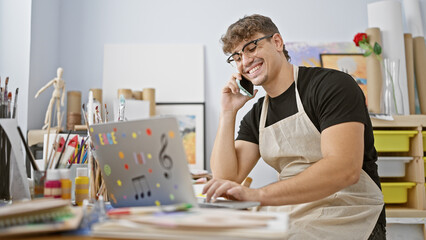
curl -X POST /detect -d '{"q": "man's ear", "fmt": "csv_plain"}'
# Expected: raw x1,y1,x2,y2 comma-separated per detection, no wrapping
272,33,284,52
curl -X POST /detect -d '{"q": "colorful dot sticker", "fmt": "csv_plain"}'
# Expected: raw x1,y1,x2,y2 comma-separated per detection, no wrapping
117,180,122,186
168,131,175,138
148,168,153,173
122,133,126,138
118,152,124,159
123,195,127,200
147,153,152,159
169,194,175,200
90,128,94,133
174,185,178,190
155,200,161,206
146,128,152,136
134,152,146,165
113,128,117,132
124,164,129,170
104,164,112,176
156,183,160,188
110,193,117,204
132,132,137,139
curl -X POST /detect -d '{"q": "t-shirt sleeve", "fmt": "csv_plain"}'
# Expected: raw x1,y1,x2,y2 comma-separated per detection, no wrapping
314,71,368,131
236,100,262,145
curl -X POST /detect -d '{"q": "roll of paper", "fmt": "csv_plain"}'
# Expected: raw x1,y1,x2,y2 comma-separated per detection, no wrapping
404,34,416,114
403,0,424,37
368,0,409,115
142,88,156,116
67,91,81,114
117,88,133,99
365,27,383,114
90,88,103,116
413,37,426,114
133,90,143,100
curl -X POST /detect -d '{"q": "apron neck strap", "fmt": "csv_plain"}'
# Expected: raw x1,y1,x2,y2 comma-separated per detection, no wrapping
260,65,304,129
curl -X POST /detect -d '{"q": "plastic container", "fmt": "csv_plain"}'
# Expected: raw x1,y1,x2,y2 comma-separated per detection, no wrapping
377,156,413,177
373,130,417,152
59,169,72,200
381,182,415,204
75,168,89,206
44,169,62,198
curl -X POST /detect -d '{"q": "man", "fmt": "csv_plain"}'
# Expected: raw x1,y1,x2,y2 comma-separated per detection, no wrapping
203,14,385,239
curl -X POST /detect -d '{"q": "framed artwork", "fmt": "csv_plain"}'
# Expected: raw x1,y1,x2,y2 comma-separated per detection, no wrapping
156,103,205,170
320,53,367,101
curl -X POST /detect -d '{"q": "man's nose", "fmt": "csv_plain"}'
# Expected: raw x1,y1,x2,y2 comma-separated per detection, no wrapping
241,53,253,67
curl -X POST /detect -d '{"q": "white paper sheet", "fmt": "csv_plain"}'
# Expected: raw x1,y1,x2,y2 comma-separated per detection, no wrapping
0,119,30,200
102,44,205,115
113,99,150,121
403,0,425,37
368,0,410,115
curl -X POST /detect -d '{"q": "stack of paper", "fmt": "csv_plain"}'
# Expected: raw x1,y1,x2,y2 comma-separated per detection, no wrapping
92,208,288,239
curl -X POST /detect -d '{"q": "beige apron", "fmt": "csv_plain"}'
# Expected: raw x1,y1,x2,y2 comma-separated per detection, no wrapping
258,65,384,240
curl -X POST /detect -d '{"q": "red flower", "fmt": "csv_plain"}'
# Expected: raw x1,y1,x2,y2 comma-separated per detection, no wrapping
353,32,382,61
353,33,368,46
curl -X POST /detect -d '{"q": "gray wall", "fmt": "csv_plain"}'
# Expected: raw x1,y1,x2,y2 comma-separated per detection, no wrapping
2,0,426,187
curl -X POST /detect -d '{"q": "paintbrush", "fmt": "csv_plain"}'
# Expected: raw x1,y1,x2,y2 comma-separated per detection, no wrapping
4,77,8,102
7,92,11,118
12,88,18,119
17,126,39,171
54,130,72,169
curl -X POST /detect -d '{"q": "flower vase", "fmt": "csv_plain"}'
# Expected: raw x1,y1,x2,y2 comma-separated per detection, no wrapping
381,58,404,115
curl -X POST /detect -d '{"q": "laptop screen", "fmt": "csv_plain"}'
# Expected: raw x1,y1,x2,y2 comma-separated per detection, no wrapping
90,117,197,208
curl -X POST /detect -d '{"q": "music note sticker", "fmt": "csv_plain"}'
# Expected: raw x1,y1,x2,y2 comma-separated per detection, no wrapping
159,133,173,179
131,175,152,200
134,152,146,165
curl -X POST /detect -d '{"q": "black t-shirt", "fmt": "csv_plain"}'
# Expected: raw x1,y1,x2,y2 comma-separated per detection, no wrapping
236,66,385,225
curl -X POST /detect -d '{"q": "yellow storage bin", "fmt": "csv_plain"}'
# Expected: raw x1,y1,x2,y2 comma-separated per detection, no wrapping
424,157,426,177
381,182,415,204
373,130,417,152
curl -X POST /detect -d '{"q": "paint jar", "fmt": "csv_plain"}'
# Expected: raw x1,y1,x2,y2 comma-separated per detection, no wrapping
44,169,62,198
69,164,87,201
33,170,46,198
75,167,89,206
59,169,72,200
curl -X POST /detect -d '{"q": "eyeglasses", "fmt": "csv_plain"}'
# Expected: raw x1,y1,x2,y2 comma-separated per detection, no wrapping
226,34,274,67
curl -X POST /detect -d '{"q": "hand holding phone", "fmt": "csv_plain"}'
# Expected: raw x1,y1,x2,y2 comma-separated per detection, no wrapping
236,76,254,97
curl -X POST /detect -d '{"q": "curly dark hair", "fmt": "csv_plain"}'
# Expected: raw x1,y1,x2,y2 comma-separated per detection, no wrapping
221,14,291,61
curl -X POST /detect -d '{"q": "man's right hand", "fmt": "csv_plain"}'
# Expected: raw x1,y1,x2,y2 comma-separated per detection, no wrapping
221,73,258,113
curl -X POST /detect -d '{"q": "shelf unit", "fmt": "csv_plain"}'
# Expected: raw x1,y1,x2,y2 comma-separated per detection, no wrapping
371,115,426,238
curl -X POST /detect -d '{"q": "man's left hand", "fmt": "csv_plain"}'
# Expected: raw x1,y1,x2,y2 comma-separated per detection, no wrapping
202,178,261,203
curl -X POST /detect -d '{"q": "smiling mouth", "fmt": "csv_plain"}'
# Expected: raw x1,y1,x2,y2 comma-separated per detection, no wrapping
248,63,262,75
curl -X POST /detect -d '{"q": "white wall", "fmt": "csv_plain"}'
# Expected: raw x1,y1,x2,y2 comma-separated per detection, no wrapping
0,0,32,134
27,0,61,130
2,0,426,187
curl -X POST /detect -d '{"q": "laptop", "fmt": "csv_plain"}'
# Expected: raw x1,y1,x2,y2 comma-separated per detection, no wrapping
90,117,260,209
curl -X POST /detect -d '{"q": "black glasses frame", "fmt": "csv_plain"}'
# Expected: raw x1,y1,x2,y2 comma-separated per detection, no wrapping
226,34,274,64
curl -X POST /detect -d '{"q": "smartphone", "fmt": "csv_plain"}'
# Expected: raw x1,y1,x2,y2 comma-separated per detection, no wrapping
236,76,254,97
